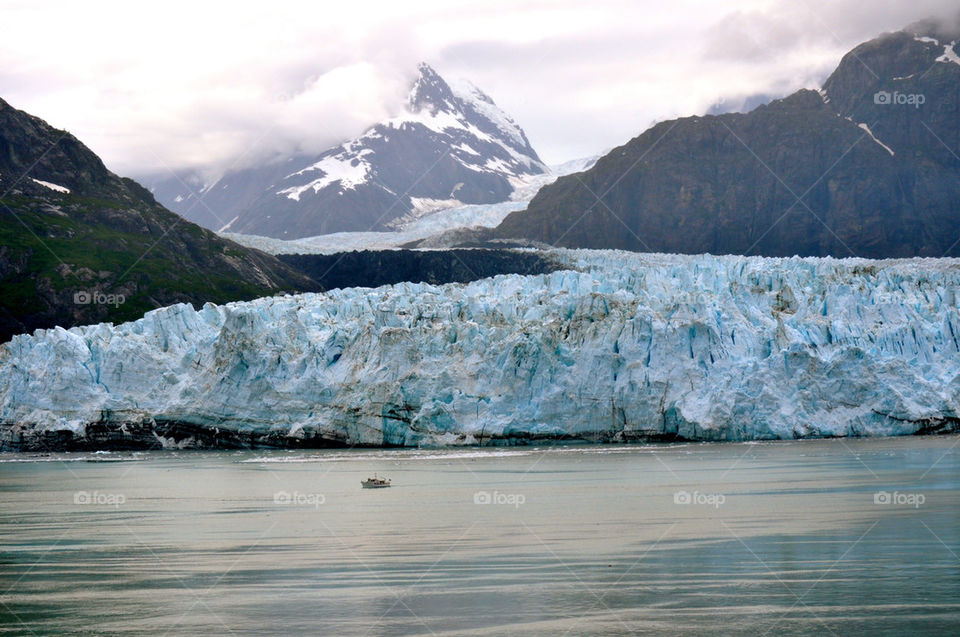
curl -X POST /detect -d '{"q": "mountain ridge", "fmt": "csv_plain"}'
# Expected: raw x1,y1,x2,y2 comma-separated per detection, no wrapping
0,97,319,343
494,19,960,258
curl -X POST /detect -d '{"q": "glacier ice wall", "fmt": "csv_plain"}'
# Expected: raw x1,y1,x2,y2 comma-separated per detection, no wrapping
2,250,960,448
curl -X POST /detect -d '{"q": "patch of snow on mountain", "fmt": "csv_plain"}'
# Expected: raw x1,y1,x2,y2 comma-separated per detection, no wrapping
30,178,70,193
385,108,467,139
200,178,219,194
936,42,960,66
279,153,372,201
217,215,240,233
483,157,514,173
857,123,895,156
453,143,481,157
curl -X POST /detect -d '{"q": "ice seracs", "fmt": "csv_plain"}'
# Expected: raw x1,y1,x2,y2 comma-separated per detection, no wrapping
3,250,960,449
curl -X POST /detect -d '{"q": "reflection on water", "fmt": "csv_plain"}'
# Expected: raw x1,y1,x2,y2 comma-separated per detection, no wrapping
1,437,959,635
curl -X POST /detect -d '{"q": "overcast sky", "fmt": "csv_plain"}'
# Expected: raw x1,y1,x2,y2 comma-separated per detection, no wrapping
1,0,957,180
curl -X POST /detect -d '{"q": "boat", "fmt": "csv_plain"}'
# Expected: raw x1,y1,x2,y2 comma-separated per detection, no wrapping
361,474,391,489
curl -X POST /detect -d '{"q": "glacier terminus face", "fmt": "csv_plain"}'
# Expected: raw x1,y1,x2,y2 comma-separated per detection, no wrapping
2,250,959,449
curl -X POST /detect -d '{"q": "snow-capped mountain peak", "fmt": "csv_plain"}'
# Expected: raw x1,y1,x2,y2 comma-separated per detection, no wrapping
404,63,533,155
144,63,546,239
407,62,460,114
447,78,531,153
248,62,547,236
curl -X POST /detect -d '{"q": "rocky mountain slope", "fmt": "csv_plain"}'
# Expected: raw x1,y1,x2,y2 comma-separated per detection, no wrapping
496,19,960,258
3,250,959,450
0,97,319,343
145,64,547,239
277,249,557,291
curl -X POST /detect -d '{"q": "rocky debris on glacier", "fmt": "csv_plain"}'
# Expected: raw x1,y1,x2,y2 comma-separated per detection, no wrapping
2,250,960,450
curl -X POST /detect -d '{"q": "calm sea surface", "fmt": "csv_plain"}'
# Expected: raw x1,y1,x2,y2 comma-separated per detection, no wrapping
1,436,959,636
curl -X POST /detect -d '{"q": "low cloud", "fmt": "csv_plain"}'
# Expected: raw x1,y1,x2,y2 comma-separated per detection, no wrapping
1,0,956,178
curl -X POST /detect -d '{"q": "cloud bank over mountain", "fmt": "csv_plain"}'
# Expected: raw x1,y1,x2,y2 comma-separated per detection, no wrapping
1,0,956,177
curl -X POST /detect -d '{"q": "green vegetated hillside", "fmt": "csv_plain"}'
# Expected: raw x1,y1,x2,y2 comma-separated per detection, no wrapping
0,97,319,342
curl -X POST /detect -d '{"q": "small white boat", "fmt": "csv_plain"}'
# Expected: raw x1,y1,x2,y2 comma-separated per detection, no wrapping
361,474,391,489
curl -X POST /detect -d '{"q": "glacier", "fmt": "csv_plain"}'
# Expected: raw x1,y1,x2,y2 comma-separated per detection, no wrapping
221,156,600,255
222,200,527,255
2,250,960,450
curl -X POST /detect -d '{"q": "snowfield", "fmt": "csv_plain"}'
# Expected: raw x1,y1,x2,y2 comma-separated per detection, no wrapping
3,250,960,448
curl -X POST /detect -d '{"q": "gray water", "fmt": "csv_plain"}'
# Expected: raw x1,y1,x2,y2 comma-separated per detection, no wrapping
1,436,958,636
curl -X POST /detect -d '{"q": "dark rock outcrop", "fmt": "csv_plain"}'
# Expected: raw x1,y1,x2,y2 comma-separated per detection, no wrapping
278,249,558,291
